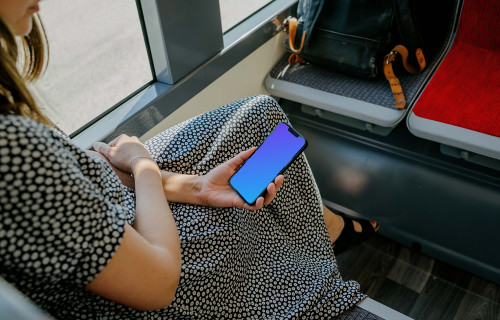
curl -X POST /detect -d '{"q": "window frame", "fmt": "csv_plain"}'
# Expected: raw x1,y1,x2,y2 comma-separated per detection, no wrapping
71,0,297,149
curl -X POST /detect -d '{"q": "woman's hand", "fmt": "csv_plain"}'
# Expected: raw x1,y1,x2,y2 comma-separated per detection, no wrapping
93,134,152,173
86,150,135,189
197,148,284,211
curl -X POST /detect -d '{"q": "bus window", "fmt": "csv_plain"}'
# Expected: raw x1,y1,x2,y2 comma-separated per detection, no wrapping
219,0,273,32
29,0,152,134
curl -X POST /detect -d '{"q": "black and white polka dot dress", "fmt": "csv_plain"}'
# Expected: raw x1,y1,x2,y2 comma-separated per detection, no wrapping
0,95,365,319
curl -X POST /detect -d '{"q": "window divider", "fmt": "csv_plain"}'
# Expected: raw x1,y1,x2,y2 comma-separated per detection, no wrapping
140,0,224,84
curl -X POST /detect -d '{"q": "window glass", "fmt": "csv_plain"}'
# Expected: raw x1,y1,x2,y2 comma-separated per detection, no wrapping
219,0,273,32
29,0,152,134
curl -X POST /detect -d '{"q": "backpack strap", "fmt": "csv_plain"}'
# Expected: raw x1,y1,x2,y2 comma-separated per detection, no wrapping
284,17,306,66
285,17,306,54
284,0,325,64
391,45,426,74
393,0,425,67
383,44,426,109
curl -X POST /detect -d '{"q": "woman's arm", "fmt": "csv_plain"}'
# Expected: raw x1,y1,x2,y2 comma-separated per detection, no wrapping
90,145,283,210
86,135,181,311
161,148,284,211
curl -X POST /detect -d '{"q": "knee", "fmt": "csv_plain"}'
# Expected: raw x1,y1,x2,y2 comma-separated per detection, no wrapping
252,95,282,112
245,95,287,120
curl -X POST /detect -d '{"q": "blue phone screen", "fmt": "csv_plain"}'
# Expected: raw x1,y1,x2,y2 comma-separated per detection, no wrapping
230,123,306,204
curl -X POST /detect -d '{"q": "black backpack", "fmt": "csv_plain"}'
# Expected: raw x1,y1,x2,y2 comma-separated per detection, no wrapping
285,0,427,109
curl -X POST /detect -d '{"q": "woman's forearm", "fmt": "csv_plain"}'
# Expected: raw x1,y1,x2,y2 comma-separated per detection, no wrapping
133,159,180,257
89,150,202,205
161,171,202,205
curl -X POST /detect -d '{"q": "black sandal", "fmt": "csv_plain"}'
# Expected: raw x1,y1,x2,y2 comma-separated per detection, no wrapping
332,213,380,254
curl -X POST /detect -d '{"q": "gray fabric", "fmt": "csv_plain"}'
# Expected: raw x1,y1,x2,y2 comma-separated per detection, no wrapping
269,53,438,110
334,306,385,320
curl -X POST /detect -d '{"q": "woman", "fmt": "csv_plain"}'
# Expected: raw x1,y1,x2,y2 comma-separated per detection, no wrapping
0,1,378,318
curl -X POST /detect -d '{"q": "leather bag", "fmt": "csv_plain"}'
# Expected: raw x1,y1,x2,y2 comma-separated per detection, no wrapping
284,0,427,109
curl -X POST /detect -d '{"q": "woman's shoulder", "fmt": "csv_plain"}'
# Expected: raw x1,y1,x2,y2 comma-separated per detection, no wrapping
1,113,44,126
0,114,55,137
0,114,73,148
0,114,85,174
0,114,126,202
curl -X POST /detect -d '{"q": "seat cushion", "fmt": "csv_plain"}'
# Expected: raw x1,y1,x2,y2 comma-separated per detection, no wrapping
411,0,500,137
412,42,500,136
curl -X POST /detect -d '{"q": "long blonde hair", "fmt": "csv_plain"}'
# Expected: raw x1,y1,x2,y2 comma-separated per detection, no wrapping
0,14,51,126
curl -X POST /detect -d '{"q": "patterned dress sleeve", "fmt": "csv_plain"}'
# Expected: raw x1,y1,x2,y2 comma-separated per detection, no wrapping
0,116,128,288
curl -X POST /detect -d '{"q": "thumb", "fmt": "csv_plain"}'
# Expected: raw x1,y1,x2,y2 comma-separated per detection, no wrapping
93,142,111,158
228,147,256,169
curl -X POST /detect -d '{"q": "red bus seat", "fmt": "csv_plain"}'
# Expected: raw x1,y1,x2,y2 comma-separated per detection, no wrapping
407,0,500,161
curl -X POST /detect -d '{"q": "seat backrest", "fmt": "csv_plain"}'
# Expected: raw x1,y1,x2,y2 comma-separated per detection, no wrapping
455,0,499,50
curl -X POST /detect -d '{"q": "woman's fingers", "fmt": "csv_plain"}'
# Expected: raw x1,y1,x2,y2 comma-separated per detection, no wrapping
93,142,112,158
93,135,128,157
240,147,257,160
254,197,265,210
234,175,285,209
106,134,130,148
263,183,277,206
228,147,257,170
107,136,119,147
242,197,264,211
263,175,284,205
274,175,285,189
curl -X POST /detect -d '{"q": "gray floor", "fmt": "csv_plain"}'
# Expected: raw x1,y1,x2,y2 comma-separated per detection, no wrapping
336,235,500,320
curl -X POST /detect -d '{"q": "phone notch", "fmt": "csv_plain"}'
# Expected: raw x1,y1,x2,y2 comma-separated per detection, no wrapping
288,127,300,137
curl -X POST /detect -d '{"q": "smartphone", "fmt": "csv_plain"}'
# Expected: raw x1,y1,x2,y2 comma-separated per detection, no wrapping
229,122,308,205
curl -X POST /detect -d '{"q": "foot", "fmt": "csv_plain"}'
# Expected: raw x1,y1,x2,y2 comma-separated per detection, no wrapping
323,205,379,252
